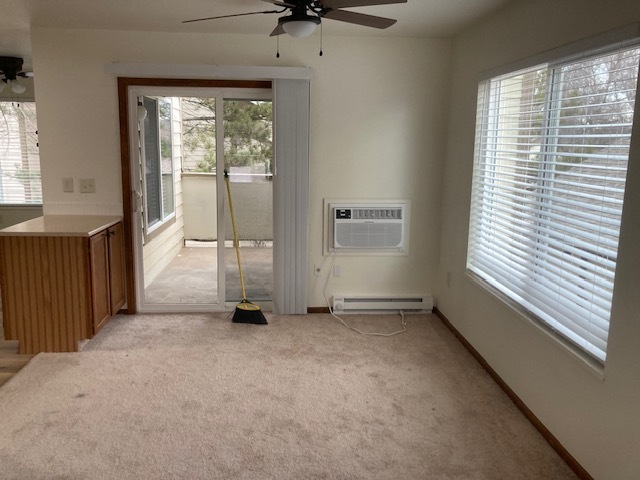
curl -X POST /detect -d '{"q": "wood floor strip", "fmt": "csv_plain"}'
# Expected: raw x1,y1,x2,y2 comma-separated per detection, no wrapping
0,372,14,387
0,340,19,354
0,356,33,372
0,340,35,388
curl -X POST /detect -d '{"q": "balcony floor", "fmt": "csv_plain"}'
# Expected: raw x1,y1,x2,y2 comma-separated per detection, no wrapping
144,243,273,305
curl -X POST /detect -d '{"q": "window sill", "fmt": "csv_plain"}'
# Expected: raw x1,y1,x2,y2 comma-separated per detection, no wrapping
144,214,176,243
0,204,43,208
465,270,606,382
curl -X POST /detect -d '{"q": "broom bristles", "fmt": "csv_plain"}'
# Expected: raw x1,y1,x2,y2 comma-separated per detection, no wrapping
232,300,268,325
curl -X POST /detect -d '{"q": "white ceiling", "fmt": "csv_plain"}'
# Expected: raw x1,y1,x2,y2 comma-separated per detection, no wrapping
0,0,515,68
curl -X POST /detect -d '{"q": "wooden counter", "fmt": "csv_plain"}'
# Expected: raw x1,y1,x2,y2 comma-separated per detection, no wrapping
0,215,125,354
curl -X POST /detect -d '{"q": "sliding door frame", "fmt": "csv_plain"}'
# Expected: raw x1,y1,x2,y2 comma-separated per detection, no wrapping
116,70,311,314
126,85,273,313
118,79,271,313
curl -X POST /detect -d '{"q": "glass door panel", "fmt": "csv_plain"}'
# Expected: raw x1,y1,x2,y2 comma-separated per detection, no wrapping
223,99,273,303
142,95,220,306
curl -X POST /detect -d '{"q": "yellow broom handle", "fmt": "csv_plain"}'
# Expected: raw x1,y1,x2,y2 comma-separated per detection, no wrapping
224,171,247,301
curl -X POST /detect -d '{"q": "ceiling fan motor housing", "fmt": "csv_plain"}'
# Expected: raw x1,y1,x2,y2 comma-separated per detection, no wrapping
0,56,25,81
279,12,321,26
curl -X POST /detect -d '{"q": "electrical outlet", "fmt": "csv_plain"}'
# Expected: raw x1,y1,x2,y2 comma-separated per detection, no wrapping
79,178,96,194
62,177,74,193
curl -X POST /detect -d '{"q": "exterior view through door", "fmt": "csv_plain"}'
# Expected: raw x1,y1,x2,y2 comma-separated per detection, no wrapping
131,87,273,312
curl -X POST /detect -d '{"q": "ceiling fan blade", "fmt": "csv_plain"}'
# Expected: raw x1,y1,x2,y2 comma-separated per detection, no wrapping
261,0,297,7
320,0,407,8
270,24,286,37
322,9,397,29
182,10,280,24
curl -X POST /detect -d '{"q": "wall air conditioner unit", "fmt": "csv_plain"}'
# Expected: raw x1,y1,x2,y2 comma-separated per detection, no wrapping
330,202,408,251
332,295,433,313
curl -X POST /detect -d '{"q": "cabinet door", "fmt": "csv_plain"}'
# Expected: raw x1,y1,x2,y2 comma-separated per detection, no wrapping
89,231,110,333
108,222,126,313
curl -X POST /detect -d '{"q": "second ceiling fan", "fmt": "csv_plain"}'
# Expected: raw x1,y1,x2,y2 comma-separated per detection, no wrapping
183,0,408,38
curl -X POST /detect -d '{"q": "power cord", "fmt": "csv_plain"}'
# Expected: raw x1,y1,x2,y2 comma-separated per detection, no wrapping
321,252,407,337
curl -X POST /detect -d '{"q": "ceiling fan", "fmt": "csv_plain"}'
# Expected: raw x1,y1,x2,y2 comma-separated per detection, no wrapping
0,56,33,95
183,0,408,38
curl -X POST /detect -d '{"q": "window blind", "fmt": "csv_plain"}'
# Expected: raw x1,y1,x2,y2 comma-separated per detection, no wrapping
467,44,640,362
0,101,41,204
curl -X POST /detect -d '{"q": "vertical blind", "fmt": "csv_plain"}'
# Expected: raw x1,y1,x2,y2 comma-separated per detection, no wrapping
467,43,640,362
0,101,41,204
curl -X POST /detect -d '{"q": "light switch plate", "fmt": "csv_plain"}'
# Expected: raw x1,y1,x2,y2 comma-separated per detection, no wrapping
79,178,96,194
62,177,74,193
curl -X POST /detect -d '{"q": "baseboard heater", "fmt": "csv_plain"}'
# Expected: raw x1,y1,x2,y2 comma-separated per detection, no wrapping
332,295,433,313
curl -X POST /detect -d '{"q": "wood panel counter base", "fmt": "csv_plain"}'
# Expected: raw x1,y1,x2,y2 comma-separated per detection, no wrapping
0,217,125,354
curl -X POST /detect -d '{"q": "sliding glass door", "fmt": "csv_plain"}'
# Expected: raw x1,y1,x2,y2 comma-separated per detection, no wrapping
128,87,273,312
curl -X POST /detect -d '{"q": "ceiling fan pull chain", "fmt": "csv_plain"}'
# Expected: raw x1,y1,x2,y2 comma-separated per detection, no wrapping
276,34,280,58
319,20,324,56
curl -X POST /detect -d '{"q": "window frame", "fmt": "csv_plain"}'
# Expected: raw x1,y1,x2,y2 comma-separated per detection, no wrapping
141,95,176,239
466,38,640,364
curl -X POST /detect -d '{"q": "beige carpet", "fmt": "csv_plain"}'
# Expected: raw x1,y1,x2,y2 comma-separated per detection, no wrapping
0,313,577,479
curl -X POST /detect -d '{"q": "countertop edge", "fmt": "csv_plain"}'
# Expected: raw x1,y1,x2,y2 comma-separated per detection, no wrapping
0,215,123,237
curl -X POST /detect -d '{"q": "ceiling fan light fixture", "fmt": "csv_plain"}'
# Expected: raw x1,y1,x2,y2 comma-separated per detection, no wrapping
281,15,320,38
9,79,26,95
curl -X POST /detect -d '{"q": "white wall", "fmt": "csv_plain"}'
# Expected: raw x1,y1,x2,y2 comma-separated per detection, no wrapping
30,28,451,308
439,1,640,479
308,38,451,307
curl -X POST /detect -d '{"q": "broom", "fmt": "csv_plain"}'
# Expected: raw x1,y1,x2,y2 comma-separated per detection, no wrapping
223,169,268,325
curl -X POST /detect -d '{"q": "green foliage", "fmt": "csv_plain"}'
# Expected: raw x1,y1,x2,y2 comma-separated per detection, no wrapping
223,100,272,169
181,98,272,173
196,151,216,173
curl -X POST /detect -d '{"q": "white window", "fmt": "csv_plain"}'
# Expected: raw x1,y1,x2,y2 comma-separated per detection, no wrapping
467,42,640,363
142,96,175,234
0,101,41,204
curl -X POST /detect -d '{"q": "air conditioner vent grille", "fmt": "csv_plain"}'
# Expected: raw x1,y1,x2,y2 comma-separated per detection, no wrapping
351,208,403,220
335,223,402,249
